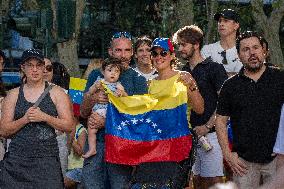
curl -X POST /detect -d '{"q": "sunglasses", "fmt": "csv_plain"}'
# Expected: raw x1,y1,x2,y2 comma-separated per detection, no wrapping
219,51,228,65
45,65,53,72
151,50,169,58
112,31,132,40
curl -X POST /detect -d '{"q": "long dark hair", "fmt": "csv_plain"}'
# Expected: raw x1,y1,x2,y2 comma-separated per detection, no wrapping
51,62,70,90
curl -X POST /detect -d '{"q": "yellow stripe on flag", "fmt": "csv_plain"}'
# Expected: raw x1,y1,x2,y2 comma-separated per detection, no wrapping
69,77,87,91
103,74,189,115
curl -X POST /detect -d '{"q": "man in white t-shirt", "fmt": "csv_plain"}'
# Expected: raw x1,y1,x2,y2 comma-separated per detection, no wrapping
201,9,243,77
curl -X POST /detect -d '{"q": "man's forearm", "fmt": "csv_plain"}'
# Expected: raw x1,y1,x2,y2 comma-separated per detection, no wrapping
215,115,231,158
80,92,96,118
206,111,216,129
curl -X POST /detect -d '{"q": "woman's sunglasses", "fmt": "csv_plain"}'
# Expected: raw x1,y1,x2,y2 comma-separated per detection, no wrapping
45,65,53,72
151,50,169,58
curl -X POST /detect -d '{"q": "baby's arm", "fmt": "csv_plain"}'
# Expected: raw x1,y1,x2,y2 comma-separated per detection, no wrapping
89,81,103,95
116,83,128,97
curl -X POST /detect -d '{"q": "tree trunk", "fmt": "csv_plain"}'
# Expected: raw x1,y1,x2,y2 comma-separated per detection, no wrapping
56,39,80,76
251,0,284,68
52,0,85,77
204,0,218,44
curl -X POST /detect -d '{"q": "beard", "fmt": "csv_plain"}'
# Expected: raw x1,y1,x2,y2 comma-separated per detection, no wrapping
181,48,195,61
120,57,131,70
244,56,264,73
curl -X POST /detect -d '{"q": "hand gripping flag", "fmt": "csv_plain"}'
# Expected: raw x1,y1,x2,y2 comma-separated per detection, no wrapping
104,74,192,165
69,77,87,116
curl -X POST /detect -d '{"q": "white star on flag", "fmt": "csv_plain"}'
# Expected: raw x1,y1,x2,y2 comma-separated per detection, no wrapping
121,121,127,126
72,92,83,102
152,123,157,128
146,118,151,123
157,129,162,133
117,126,122,130
131,118,138,124
139,118,144,122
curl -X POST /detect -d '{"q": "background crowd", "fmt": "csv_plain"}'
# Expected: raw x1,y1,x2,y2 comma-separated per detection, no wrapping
0,8,284,189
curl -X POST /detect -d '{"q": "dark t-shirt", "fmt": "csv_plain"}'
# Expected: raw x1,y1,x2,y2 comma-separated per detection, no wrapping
217,66,284,163
183,58,228,127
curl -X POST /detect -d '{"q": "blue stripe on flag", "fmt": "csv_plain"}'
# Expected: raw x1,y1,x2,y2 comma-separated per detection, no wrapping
69,89,84,104
106,103,190,141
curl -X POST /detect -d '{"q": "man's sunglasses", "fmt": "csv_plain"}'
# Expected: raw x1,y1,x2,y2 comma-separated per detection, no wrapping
112,31,132,40
45,65,53,72
151,50,169,58
219,51,228,65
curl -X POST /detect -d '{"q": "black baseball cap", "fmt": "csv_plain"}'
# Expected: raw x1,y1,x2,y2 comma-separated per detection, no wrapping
214,9,240,23
21,49,44,64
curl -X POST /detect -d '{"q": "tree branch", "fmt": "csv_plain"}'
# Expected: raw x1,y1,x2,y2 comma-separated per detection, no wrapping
251,0,268,29
74,0,85,38
205,0,218,44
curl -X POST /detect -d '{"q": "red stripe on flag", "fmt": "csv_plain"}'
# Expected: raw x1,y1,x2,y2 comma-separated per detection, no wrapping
73,103,80,116
105,134,192,165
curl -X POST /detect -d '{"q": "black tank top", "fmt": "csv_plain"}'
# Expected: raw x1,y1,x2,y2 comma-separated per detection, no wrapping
8,82,59,157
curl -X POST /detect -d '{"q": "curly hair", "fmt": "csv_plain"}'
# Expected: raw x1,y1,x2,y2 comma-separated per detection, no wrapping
172,25,204,50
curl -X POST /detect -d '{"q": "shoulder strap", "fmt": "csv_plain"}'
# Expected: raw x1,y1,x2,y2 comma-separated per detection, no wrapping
33,83,55,108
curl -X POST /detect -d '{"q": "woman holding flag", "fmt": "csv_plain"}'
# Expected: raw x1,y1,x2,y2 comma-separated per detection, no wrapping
129,37,204,188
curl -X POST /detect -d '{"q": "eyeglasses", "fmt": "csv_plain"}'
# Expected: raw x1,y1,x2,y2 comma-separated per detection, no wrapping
151,51,169,58
24,63,44,69
45,65,53,72
219,51,228,65
112,31,132,40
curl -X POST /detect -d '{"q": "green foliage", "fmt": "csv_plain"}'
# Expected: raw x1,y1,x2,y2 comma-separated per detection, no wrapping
238,5,256,32
272,0,284,9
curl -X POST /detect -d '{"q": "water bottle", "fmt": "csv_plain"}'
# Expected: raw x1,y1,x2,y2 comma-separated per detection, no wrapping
198,136,213,152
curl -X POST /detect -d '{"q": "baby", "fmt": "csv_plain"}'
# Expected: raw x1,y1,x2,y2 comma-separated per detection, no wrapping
83,58,127,158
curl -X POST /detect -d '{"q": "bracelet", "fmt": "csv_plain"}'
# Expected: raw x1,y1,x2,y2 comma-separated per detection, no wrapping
190,85,198,92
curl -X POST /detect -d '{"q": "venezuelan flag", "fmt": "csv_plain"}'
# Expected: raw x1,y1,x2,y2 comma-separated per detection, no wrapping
105,74,192,165
69,77,87,116
227,120,233,150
